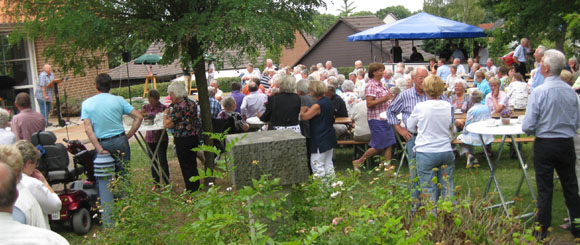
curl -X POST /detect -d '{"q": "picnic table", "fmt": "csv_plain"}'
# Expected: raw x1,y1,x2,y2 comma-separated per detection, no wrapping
335,117,352,125
124,121,169,184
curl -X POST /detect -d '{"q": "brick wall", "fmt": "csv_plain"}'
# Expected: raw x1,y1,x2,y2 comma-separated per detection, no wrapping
34,38,109,100
279,31,310,68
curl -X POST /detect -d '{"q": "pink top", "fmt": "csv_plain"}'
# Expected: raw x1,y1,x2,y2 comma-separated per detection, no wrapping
364,78,391,120
11,109,46,141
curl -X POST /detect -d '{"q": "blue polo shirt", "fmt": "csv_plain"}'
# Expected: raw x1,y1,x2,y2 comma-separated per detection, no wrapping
81,93,134,139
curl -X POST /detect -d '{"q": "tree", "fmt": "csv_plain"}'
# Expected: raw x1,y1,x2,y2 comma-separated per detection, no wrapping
338,0,356,17
481,0,580,52
4,0,323,172
351,11,373,17
424,0,485,26
309,13,339,38
375,5,412,20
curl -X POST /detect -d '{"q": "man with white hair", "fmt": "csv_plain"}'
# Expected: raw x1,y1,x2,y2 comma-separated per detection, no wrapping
34,64,54,126
453,58,466,75
0,109,15,145
353,60,365,73
485,58,497,74
530,45,547,89
240,63,261,87
513,38,530,78
240,79,268,118
209,79,223,101
325,61,338,76
522,49,580,240
381,69,394,87
265,59,276,70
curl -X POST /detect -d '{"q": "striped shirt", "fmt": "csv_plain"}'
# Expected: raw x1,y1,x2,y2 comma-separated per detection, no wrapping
386,86,452,127
260,75,271,89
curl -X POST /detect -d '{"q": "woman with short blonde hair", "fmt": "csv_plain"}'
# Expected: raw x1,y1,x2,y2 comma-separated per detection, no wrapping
407,74,455,204
485,77,508,113
300,80,336,178
0,108,16,145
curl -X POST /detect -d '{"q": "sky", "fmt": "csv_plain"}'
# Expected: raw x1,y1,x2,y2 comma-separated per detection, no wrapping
317,0,424,16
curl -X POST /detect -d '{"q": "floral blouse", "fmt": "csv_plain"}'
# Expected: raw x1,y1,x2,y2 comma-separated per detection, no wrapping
168,97,200,138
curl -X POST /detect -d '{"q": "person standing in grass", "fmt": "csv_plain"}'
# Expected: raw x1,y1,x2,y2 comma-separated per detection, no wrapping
522,49,580,240
141,89,169,190
300,80,336,179
407,75,455,204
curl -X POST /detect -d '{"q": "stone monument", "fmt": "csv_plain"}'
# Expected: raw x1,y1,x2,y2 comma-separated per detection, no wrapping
225,129,309,188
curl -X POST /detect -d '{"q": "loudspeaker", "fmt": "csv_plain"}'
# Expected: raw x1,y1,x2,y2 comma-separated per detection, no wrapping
122,51,131,62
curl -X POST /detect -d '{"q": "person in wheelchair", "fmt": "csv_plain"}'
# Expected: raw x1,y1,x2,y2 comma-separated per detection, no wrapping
15,140,61,221
216,96,249,133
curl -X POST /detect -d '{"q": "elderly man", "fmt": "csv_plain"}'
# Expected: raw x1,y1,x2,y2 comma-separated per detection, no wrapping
453,58,466,75
82,74,143,176
325,61,338,77
436,58,451,81
485,58,497,74
240,79,267,118
530,45,547,90
522,49,580,240
0,162,69,244
514,38,531,78
467,58,474,73
209,79,223,101
381,69,394,87
34,64,54,126
240,63,261,87
207,87,222,119
387,66,452,201
265,58,276,70
11,93,46,141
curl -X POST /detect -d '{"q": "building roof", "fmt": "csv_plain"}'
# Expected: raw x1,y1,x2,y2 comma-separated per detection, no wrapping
293,15,434,67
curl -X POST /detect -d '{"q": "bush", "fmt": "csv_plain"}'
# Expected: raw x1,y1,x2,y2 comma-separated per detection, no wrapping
216,77,240,93
110,81,172,99
82,132,540,244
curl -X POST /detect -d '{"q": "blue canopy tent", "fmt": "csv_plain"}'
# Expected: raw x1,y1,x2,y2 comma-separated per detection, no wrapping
348,12,486,41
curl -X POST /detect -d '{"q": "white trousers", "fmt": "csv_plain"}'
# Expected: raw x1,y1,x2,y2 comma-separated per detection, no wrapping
310,148,334,179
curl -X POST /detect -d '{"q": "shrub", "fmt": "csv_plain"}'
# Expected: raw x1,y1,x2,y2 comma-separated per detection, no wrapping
216,77,240,93
110,81,172,99
82,132,539,244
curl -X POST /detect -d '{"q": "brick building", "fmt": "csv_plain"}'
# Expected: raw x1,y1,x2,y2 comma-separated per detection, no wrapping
0,3,107,113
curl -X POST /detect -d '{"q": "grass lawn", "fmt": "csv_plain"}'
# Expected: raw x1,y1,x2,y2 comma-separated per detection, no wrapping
56,137,578,243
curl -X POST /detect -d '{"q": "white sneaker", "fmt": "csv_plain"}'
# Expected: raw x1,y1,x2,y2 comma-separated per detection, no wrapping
466,154,474,168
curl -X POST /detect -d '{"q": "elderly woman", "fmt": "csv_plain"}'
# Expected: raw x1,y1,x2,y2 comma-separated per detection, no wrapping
0,145,47,228
485,77,508,113
506,73,529,110
164,81,201,192
450,80,471,113
566,57,578,73
15,140,62,218
474,71,491,99
300,80,336,178
260,75,302,133
354,69,367,98
339,80,359,117
407,75,454,203
141,89,169,188
445,65,461,91
217,96,249,133
0,108,15,145
456,90,494,167
352,63,396,171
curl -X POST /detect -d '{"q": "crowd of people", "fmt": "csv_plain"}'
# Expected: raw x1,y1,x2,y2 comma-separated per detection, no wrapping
1,38,580,242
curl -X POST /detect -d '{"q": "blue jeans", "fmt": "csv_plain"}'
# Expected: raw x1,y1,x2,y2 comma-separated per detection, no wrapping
37,98,51,123
100,135,131,177
406,136,420,200
416,151,455,204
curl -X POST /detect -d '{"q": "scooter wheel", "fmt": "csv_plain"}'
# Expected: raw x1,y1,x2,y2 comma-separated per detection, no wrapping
72,208,91,235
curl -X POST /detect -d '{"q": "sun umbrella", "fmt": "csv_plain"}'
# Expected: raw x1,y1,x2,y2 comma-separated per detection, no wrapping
134,54,162,64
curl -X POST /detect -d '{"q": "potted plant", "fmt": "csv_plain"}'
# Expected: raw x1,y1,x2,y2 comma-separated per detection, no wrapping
500,108,512,125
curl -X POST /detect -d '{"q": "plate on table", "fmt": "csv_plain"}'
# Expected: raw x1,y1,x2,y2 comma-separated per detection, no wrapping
454,109,463,114
247,116,265,125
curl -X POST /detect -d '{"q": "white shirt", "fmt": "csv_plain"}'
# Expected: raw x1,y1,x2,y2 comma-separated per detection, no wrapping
240,91,267,118
0,128,16,145
456,64,466,75
15,183,49,229
478,47,489,65
350,101,370,141
0,212,69,244
21,174,61,215
445,74,462,91
407,100,453,153
506,81,530,110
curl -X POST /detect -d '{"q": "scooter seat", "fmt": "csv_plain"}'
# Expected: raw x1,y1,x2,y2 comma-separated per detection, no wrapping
47,166,85,183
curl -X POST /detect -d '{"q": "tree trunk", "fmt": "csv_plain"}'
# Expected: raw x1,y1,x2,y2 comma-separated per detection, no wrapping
187,40,215,183
555,29,566,52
